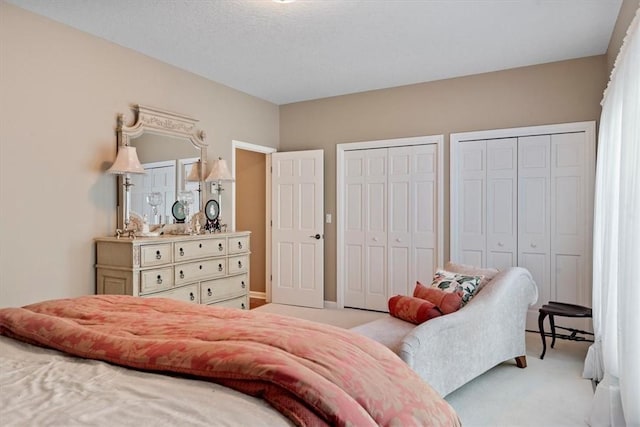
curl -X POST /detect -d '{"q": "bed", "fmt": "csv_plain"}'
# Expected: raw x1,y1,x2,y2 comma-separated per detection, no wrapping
0,295,460,426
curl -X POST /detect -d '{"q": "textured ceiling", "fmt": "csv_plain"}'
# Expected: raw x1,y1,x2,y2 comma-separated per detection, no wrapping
7,0,623,105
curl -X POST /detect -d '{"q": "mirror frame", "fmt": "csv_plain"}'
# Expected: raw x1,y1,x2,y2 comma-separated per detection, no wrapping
115,104,208,230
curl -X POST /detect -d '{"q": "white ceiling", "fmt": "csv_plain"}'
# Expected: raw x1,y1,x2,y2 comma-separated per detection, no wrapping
8,0,623,105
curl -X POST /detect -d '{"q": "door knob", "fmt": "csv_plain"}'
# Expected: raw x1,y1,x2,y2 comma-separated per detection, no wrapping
309,234,321,240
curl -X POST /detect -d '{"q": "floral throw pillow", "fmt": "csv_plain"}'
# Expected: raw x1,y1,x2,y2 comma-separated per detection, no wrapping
431,270,483,307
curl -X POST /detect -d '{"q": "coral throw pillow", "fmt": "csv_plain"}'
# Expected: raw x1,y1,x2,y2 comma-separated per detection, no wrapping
413,281,463,314
431,270,483,307
388,295,442,325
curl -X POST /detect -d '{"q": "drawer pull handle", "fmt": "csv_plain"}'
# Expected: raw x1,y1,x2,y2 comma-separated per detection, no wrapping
238,242,243,249
199,265,203,270
156,251,162,260
241,281,246,289
218,264,223,272
180,270,185,279
241,303,246,309
156,275,162,284
207,288,212,297
199,243,202,248
179,248,184,256
190,292,195,301
218,243,223,251
238,261,243,268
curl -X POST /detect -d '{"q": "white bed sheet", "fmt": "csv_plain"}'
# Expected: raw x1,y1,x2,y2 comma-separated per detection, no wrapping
0,336,292,426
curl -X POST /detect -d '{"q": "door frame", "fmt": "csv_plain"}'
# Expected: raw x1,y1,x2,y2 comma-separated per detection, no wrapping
232,140,277,302
336,135,445,309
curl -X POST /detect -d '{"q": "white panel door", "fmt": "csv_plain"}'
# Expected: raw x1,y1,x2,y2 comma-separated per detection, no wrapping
343,151,366,308
131,160,175,224
518,135,551,322
364,149,388,311
457,141,486,267
388,147,412,297
271,150,324,308
411,144,439,286
486,138,518,270
551,132,587,311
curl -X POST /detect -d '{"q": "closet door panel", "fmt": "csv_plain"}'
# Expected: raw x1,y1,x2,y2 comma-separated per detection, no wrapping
388,147,412,296
551,132,587,306
487,138,517,270
411,145,439,286
458,141,486,266
518,135,551,314
364,149,388,310
343,152,366,307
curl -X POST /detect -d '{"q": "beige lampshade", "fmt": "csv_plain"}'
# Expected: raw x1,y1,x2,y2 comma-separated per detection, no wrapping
107,146,146,175
186,160,202,182
205,157,234,182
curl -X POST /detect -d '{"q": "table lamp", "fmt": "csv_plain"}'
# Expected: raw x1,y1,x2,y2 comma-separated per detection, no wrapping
107,145,146,237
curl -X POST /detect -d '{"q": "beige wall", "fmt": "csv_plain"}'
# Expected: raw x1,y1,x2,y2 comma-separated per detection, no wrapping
607,0,639,72
236,149,267,294
0,2,279,307
280,56,608,302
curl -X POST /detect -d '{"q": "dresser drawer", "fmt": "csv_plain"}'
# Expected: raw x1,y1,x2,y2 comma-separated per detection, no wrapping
200,274,248,304
140,244,172,267
228,236,249,254
145,284,199,304
228,255,249,275
140,267,174,294
208,295,248,310
174,238,226,261
175,259,225,285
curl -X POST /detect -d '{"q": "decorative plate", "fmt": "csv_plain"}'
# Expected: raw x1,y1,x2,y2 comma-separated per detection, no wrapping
205,199,220,221
171,201,186,223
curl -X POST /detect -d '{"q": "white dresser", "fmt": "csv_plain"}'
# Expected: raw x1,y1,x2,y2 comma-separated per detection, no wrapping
96,232,250,309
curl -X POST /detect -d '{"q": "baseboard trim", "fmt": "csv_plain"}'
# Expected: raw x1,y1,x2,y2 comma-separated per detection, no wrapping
324,300,337,309
250,291,266,300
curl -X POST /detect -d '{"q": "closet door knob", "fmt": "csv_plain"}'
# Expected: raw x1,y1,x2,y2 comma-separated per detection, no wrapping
498,242,504,247
531,243,537,248
395,238,402,243
372,237,378,242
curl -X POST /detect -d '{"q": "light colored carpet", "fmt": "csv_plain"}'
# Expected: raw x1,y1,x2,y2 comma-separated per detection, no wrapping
254,303,593,426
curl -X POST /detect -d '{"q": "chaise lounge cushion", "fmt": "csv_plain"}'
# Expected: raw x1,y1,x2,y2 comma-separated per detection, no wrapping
444,261,499,291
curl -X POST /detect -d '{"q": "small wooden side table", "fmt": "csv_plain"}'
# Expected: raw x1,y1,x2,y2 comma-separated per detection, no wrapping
538,301,594,359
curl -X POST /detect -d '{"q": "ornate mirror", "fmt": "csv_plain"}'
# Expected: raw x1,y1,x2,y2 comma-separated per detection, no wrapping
115,105,207,230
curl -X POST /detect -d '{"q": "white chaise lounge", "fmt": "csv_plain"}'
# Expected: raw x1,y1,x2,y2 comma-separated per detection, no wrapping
351,266,538,396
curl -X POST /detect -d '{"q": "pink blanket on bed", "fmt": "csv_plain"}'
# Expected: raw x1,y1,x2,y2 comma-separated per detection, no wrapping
0,295,459,426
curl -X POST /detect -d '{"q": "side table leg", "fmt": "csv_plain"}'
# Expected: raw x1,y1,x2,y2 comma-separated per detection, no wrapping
550,315,557,348
538,310,548,359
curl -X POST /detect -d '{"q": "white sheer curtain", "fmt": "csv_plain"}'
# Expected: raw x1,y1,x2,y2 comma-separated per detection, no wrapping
583,6,640,426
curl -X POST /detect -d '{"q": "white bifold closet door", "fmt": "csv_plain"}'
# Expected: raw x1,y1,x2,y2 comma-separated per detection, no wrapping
451,122,594,330
344,144,438,311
